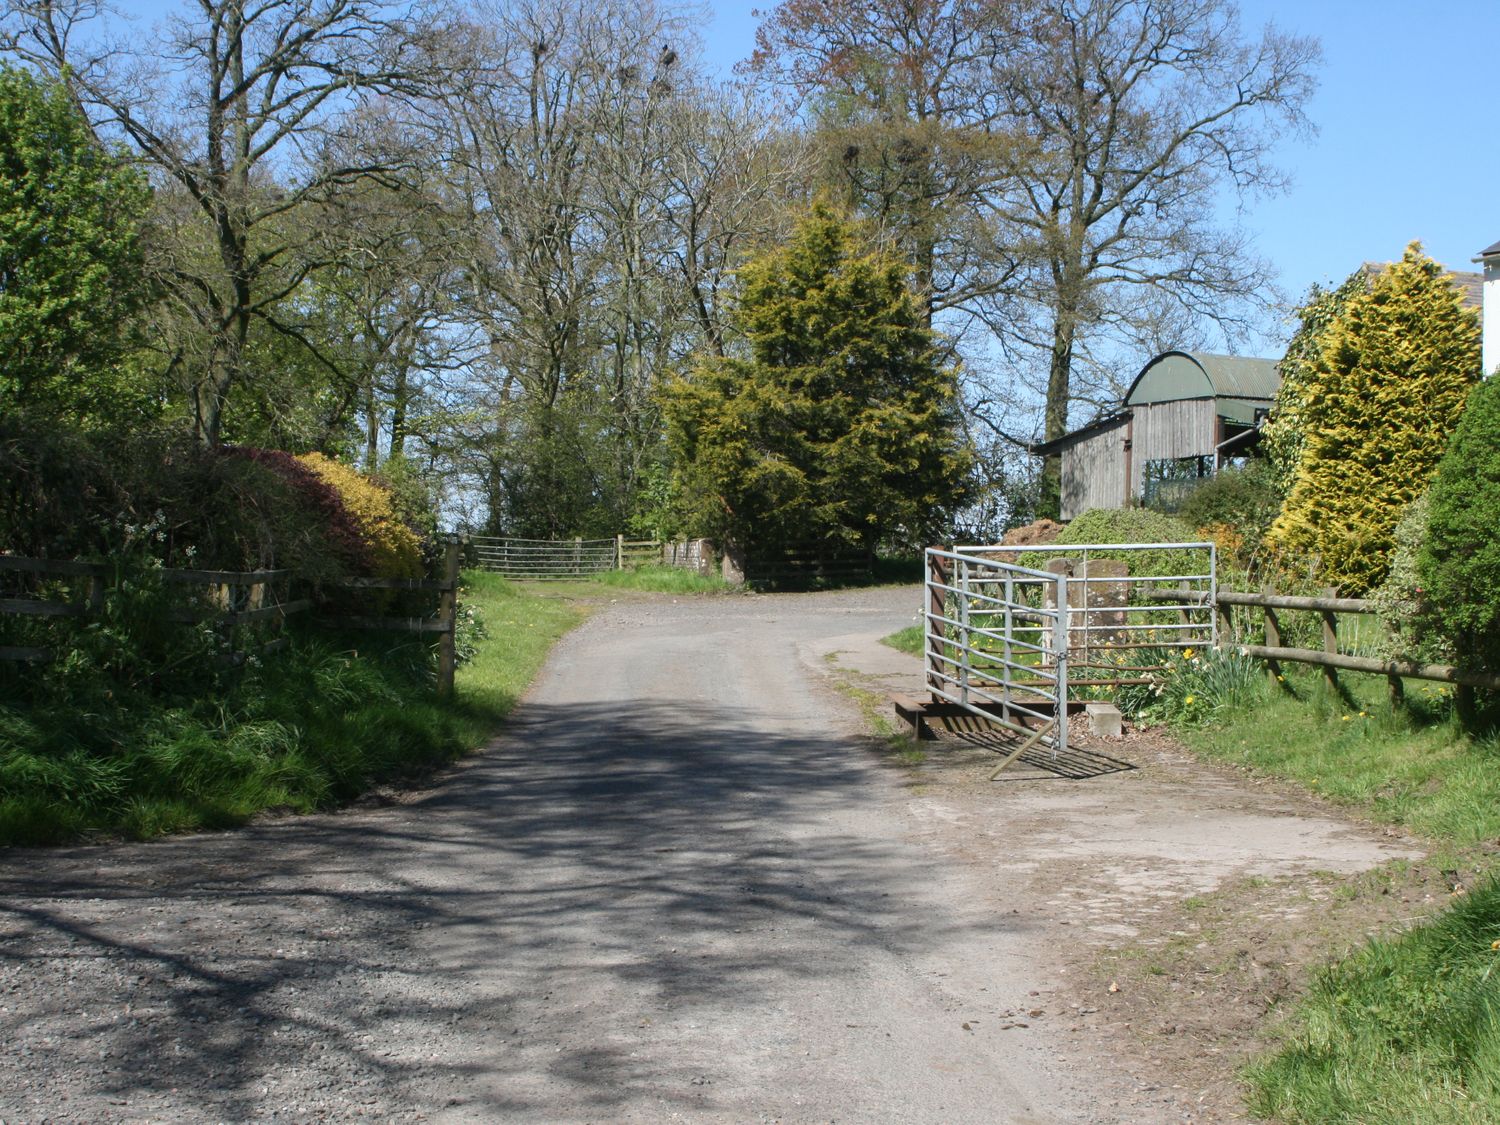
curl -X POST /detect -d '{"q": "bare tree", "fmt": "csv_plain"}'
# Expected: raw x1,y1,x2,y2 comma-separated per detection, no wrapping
746,0,1015,326
1,0,449,444
980,0,1319,511
654,83,813,358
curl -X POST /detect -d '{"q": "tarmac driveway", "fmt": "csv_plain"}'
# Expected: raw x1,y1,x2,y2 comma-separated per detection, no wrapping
0,586,1412,1123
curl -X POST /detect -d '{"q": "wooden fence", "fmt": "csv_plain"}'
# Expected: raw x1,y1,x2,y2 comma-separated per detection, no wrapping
1213,588,1500,698
0,541,462,696
744,541,873,587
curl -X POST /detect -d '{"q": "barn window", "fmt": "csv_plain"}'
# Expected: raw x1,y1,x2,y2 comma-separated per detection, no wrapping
1143,456,1212,510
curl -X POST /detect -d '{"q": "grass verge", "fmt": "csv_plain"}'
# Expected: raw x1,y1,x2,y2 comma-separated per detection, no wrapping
1246,874,1500,1125
819,651,926,767
1160,663,1500,1121
583,565,732,594
881,624,924,656
0,570,582,845
1179,668,1500,847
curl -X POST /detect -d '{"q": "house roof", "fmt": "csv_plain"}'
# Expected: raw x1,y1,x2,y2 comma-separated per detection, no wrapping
1029,411,1130,456
1124,351,1280,406
1477,240,1500,259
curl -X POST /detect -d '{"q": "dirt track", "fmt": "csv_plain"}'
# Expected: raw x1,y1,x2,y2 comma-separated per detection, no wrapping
0,586,1417,1123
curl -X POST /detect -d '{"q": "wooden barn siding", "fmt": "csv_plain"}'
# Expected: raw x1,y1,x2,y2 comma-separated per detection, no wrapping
1133,399,1217,463
1060,417,1130,520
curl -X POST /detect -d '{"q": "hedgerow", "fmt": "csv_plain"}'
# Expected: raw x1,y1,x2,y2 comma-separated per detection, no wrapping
297,452,423,579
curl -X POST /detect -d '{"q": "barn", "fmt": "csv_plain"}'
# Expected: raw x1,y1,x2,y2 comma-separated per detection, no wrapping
1034,351,1281,520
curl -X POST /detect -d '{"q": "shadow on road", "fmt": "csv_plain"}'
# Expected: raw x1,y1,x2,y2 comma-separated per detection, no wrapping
1,700,1039,1119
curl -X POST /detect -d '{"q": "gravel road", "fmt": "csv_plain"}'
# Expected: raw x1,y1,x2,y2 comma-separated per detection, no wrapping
2,586,1098,1124
1,585,1413,1123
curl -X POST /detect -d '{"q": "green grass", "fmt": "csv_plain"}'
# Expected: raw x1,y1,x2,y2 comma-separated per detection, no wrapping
1180,667,1500,847
583,565,732,594
0,570,582,845
1247,875,1500,1125
882,624,924,656
1163,662,1500,1123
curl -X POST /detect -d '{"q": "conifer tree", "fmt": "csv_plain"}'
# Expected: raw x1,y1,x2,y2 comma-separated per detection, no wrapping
1420,376,1500,677
1261,268,1367,499
664,200,971,555
1267,244,1480,593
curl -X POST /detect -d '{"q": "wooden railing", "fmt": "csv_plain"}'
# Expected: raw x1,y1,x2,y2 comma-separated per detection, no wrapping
1210,588,1500,697
0,540,463,696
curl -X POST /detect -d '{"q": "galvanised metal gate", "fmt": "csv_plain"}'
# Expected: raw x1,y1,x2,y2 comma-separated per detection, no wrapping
924,547,1070,772
922,541,1217,774
470,536,619,580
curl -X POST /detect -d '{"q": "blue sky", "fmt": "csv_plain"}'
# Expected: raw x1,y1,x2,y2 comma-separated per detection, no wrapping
696,0,1500,345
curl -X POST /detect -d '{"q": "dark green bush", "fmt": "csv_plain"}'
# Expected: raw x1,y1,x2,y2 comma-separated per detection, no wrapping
1420,376,1500,674
1055,508,1206,580
1176,461,1280,541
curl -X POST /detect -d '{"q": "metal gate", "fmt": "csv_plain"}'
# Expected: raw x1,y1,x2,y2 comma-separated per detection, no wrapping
469,536,620,580
921,541,1217,772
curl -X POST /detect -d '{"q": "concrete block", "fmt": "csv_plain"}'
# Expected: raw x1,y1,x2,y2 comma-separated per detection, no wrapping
1085,701,1123,739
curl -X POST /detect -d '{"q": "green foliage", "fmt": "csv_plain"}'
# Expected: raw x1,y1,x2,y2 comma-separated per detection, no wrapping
664,199,972,554
296,452,423,579
1420,376,1500,676
1114,644,1265,727
0,65,152,421
0,572,581,845
1261,269,1368,498
589,565,731,595
1176,462,1280,544
881,624,925,656
1269,245,1481,594
1248,874,1500,1125
1174,461,1282,585
1370,494,1442,662
1055,507,1204,579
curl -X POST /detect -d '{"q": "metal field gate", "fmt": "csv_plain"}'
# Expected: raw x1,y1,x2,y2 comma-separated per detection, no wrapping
921,541,1217,771
470,536,620,580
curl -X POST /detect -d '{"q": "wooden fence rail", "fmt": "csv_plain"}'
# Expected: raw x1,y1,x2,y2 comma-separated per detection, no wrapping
1213,588,1500,697
0,540,463,695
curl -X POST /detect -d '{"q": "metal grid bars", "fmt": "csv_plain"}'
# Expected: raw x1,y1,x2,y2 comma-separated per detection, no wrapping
924,547,1070,761
955,541,1218,688
923,541,1217,768
470,536,620,580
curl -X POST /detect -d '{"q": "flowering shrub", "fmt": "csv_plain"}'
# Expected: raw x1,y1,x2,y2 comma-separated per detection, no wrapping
295,453,422,579
225,447,374,578
1114,644,1264,727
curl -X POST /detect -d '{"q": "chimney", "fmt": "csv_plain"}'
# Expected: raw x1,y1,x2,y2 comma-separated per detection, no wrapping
1478,240,1500,378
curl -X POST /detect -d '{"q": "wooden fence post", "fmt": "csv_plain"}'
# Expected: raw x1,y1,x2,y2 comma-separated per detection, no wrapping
437,540,460,699
1320,586,1340,692
616,533,625,571
1262,585,1286,691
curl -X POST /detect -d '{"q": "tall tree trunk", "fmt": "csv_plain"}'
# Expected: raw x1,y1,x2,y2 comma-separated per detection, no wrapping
1039,304,1079,520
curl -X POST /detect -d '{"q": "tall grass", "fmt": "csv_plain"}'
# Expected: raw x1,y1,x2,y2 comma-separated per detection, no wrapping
1248,876,1500,1125
0,570,582,844
585,565,731,594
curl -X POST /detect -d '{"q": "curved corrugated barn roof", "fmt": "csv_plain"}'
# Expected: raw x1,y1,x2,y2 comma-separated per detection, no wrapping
1124,350,1280,406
